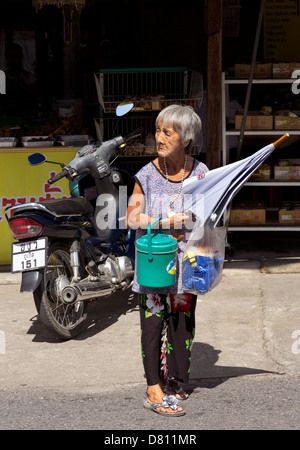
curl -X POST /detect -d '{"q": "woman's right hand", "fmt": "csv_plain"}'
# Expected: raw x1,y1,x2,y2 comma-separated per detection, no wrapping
159,212,192,229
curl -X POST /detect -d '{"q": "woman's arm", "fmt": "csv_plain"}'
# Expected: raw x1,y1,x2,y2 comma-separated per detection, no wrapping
126,182,155,229
126,182,190,230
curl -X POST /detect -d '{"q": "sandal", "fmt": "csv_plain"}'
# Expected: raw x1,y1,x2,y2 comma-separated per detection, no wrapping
144,394,186,417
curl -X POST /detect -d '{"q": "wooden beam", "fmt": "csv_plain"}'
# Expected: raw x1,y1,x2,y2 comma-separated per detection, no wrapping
206,0,222,169
62,8,80,99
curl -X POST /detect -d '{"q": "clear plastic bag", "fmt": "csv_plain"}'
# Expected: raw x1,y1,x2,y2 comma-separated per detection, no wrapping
182,223,226,295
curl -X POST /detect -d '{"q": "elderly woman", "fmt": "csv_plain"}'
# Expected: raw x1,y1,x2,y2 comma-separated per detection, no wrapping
126,104,208,416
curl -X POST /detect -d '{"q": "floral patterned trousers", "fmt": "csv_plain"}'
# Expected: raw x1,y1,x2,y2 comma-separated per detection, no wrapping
139,293,197,386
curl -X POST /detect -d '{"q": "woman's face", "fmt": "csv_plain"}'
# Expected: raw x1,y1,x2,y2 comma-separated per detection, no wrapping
155,120,186,158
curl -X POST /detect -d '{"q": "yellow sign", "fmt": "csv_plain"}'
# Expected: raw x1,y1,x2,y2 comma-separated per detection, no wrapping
0,147,78,265
264,0,300,62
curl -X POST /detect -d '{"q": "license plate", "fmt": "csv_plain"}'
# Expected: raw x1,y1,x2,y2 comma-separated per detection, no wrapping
12,238,47,273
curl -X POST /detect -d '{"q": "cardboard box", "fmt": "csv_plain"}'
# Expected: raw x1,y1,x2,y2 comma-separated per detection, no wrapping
279,209,300,224
230,209,266,225
234,63,272,78
250,164,271,181
230,202,266,225
274,166,300,180
272,62,300,78
235,112,273,130
274,110,300,129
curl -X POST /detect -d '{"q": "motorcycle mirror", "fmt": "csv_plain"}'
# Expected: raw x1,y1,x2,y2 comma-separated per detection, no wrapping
27,153,47,165
116,101,134,117
27,152,65,168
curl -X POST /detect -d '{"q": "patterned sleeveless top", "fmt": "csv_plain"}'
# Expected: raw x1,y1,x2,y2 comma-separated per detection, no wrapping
132,158,209,294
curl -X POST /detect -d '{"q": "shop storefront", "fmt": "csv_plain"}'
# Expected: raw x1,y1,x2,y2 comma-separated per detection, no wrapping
0,0,207,263
1,0,300,265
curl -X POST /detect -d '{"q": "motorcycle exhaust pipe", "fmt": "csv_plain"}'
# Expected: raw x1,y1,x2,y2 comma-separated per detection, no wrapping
61,280,114,304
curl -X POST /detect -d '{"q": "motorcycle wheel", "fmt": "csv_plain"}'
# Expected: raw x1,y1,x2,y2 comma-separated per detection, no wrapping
34,242,88,340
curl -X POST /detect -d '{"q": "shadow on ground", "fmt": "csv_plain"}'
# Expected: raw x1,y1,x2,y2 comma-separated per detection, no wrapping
188,342,278,391
26,290,139,343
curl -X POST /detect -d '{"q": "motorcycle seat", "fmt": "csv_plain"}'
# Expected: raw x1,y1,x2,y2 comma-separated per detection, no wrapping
41,197,94,216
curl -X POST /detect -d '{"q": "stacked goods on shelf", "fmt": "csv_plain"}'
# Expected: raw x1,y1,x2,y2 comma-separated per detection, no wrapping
235,112,273,130
279,202,300,225
247,160,300,182
95,68,203,155
95,69,203,113
229,158,300,226
233,62,300,79
0,98,89,147
229,201,266,225
224,70,300,230
234,109,300,132
274,159,300,180
274,111,300,130
0,117,90,148
0,126,18,147
126,132,156,156
0,117,22,147
234,63,272,78
0,136,18,147
235,108,300,133
272,63,300,78
250,164,271,181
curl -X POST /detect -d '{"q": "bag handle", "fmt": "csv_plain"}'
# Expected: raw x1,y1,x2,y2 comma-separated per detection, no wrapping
147,217,161,262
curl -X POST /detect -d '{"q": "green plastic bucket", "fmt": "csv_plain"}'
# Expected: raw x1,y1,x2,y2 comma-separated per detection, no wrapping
136,218,178,288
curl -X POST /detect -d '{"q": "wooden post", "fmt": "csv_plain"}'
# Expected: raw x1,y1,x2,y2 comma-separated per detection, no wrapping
206,0,222,169
62,8,80,99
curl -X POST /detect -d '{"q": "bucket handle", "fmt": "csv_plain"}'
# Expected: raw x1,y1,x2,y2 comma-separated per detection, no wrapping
147,217,161,262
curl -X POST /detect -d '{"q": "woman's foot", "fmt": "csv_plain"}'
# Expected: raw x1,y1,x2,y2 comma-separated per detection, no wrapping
146,384,184,415
165,388,189,400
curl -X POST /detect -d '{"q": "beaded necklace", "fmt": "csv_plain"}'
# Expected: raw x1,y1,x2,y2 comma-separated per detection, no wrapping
163,154,187,218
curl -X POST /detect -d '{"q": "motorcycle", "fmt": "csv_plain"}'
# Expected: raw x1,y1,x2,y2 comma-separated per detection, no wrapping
5,102,140,340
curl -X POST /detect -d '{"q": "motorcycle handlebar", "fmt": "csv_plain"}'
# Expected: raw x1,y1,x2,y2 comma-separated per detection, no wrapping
48,168,69,185
47,129,144,184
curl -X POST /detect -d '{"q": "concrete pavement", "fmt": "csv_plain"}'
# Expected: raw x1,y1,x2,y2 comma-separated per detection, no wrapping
0,233,299,393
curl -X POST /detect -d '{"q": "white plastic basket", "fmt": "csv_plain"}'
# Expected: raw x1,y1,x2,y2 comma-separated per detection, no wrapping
95,67,203,113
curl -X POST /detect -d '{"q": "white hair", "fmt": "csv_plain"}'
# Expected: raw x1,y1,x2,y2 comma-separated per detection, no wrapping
155,104,202,153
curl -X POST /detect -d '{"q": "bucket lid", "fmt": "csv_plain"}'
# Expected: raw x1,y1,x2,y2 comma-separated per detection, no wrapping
136,232,177,253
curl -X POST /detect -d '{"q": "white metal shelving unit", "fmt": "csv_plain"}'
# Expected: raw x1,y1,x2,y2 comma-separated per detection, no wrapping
222,72,300,232
94,67,203,151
